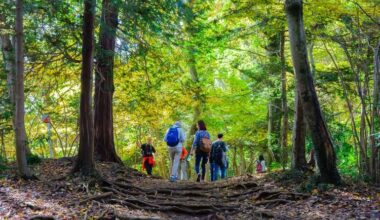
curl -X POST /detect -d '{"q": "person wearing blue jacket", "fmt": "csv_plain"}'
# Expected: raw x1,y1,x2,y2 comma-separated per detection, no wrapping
164,121,186,182
190,120,210,182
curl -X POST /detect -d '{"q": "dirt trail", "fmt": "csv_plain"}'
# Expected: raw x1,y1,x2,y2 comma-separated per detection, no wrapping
0,158,378,219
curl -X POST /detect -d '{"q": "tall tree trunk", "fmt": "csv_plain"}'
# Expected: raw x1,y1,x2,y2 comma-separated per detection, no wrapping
267,101,273,153
94,0,122,164
292,87,307,170
371,41,380,182
14,0,32,179
0,18,31,157
280,31,289,170
72,0,96,175
285,0,341,184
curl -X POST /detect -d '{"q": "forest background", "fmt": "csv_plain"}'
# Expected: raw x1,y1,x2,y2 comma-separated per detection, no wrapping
0,0,380,182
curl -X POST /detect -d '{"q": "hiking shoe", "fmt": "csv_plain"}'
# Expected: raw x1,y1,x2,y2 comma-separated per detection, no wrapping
169,176,177,182
196,174,201,182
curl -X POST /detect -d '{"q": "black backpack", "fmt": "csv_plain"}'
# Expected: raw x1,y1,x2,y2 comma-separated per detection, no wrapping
214,142,226,166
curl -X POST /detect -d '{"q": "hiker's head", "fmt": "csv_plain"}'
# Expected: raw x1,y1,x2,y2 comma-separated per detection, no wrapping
259,155,264,161
147,137,153,144
197,120,207,130
174,121,182,127
217,133,223,139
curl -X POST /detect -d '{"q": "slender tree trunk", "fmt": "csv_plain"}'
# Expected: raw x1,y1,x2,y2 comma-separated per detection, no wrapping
232,146,238,176
1,129,6,162
285,0,341,184
239,145,246,175
280,31,289,170
267,101,273,151
94,0,122,164
371,41,380,182
308,43,315,77
72,0,96,175
292,89,307,170
14,0,32,179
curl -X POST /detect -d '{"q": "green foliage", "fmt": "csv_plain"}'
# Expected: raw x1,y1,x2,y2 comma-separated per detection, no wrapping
0,0,379,180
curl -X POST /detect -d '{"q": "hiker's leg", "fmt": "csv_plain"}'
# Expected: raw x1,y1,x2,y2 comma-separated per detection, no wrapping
147,163,152,175
182,160,188,180
220,165,226,179
144,159,150,175
195,152,202,175
171,146,182,178
177,161,182,180
214,164,220,180
168,147,176,176
210,162,215,181
201,153,208,180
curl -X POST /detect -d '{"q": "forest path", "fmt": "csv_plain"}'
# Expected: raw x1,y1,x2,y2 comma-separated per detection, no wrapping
0,158,378,219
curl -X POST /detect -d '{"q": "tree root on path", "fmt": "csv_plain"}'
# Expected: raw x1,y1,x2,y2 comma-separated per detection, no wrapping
68,192,113,206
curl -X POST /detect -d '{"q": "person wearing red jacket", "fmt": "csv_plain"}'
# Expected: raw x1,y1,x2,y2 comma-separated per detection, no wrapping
141,137,156,176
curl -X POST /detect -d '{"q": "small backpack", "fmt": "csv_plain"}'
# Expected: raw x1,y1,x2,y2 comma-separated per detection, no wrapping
214,142,226,166
256,160,262,173
166,127,179,147
199,137,212,153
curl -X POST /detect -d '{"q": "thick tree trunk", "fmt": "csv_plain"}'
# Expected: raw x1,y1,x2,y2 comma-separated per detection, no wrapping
292,89,307,170
280,31,289,170
72,0,96,175
0,21,31,157
94,0,122,164
285,0,341,184
14,0,32,179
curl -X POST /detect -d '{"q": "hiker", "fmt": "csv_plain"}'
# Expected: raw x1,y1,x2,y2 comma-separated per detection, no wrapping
164,121,186,182
210,133,228,181
256,155,267,173
141,137,156,176
190,120,211,182
177,147,189,180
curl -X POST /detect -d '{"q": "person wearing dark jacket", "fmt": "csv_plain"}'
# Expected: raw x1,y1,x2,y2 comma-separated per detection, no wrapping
210,133,228,181
141,137,156,176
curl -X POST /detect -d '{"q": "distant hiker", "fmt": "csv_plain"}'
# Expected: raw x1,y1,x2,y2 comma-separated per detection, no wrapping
164,121,186,182
177,147,189,180
256,155,267,173
190,120,211,182
141,137,156,176
210,133,228,181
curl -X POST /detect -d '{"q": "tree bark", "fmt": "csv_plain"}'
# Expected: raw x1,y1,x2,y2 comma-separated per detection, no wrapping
94,0,122,164
371,40,380,182
280,31,289,170
14,0,32,179
72,0,96,175
285,0,341,184
292,89,307,170
1,129,6,162
0,17,31,157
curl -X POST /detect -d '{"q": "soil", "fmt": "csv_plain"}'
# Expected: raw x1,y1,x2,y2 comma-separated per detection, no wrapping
0,158,378,219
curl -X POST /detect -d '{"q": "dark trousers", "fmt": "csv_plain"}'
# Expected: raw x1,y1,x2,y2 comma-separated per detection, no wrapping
144,159,152,175
195,151,208,180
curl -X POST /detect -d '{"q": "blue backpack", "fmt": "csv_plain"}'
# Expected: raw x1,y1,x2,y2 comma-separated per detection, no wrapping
166,127,179,147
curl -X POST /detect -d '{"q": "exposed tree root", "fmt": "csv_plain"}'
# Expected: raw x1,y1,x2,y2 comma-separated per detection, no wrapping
69,192,113,206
